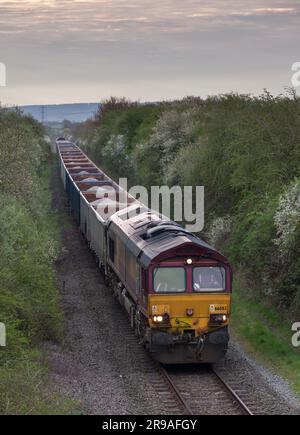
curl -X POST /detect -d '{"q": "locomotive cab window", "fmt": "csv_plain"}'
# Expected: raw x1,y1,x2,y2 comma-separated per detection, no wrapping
153,267,186,293
193,266,225,292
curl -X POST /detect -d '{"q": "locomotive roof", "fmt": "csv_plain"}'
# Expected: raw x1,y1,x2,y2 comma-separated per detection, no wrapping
109,207,227,268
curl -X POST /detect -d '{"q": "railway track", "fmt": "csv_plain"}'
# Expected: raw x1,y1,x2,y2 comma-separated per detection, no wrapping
112,313,254,415
157,364,254,415
100,298,255,415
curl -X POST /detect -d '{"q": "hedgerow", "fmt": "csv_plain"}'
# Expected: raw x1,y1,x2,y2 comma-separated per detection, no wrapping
0,107,69,414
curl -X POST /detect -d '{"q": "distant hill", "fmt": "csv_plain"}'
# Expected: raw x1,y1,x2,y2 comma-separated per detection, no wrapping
20,103,99,123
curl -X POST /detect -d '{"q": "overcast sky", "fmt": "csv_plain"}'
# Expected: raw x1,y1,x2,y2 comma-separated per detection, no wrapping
0,0,299,105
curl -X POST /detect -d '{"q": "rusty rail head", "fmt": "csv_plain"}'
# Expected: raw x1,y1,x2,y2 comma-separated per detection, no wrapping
211,367,254,415
157,364,194,415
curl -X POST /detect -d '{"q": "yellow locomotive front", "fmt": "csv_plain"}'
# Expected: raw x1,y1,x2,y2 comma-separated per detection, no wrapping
146,256,232,364
107,208,232,365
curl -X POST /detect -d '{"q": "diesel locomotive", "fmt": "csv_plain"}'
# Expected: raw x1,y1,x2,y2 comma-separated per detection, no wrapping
56,138,232,364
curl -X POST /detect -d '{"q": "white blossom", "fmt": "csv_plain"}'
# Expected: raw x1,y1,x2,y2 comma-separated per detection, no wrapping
147,109,196,168
207,215,232,248
106,134,126,155
273,179,300,258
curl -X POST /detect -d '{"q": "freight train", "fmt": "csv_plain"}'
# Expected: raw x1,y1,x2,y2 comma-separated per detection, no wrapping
56,138,232,364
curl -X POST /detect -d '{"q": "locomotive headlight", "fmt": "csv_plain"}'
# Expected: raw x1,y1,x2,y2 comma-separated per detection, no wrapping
210,314,227,324
187,258,193,265
153,315,164,323
153,313,170,324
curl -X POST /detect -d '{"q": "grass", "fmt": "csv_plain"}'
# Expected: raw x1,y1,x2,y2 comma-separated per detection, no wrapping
0,354,80,415
231,274,300,395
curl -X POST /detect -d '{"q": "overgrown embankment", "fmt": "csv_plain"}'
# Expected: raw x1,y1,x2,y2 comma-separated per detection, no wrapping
0,108,74,414
74,93,300,391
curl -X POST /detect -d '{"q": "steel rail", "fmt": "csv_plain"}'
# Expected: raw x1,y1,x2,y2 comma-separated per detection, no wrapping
157,364,194,415
211,367,254,415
